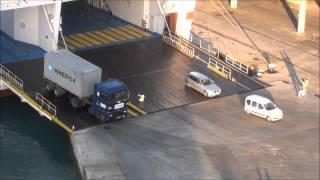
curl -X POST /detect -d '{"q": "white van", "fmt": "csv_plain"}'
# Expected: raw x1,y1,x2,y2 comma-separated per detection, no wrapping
244,94,283,121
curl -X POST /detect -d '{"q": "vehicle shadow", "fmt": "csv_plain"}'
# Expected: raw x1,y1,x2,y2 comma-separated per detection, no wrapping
256,167,272,180
280,0,298,30
280,50,300,96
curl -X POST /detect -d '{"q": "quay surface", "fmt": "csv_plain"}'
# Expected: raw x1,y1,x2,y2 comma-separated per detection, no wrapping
71,84,319,180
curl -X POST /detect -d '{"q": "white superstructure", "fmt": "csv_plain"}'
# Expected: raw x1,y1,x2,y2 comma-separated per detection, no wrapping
0,0,74,52
0,0,196,52
89,0,195,39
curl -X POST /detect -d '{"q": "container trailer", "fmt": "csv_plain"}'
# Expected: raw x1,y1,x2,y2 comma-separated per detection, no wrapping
44,50,129,122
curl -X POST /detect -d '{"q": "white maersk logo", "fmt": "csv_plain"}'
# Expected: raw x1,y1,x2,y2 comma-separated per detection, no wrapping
48,64,76,83
48,64,52,71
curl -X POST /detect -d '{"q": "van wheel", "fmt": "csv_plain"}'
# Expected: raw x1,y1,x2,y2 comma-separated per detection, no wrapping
267,116,271,121
245,108,250,114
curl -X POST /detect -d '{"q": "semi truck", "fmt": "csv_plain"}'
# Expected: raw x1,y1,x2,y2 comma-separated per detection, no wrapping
43,50,129,122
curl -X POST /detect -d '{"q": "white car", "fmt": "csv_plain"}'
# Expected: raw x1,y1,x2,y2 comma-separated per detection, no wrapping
185,71,221,97
244,94,283,121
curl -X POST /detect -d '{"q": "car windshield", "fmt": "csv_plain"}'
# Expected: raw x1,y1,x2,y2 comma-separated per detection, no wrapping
201,79,213,86
264,102,276,110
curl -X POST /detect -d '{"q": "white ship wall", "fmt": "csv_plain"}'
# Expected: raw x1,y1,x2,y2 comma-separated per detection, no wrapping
14,7,40,46
107,0,145,28
91,0,195,39
0,10,14,37
0,2,62,52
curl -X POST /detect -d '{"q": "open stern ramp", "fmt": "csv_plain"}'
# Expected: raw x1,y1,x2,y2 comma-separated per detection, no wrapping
0,64,72,134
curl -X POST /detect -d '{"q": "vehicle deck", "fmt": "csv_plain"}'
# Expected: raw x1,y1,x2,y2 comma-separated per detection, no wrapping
5,37,262,130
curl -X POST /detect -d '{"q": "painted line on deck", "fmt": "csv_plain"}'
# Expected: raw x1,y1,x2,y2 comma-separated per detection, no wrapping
58,41,75,50
119,26,143,38
128,109,138,116
126,25,151,37
64,37,86,48
103,29,127,41
109,27,135,40
128,102,146,115
76,33,102,45
94,31,118,42
86,32,109,44
69,35,93,47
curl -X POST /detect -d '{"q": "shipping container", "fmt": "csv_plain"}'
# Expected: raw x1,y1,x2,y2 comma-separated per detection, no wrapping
44,50,102,99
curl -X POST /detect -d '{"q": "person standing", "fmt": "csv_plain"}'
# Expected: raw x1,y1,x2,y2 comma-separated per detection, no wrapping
302,78,309,96
138,93,145,109
298,78,309,97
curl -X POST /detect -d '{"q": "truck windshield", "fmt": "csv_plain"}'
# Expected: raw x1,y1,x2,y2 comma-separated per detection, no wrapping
101,91,129,104
264,102,276,110
112,90,129,102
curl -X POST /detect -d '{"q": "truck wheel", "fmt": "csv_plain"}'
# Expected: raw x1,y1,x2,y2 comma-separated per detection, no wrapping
45,81,54,91
54,87,66,97
97,112,107,123
70,97,80,109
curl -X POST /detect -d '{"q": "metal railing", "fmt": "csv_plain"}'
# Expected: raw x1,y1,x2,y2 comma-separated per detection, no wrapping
0,64,23,90
188,33,249,74
225,55,249,74
163,32,232,80
162,32,195,58
36,92,57,116
0,64,72,133
208,58,232,80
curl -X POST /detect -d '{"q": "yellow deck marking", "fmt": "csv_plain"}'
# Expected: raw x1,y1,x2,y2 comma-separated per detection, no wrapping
68,35,93,47
93,31,118,42
109,27,135,40
76,33,102,45
128,102,146,115
58,41,64,49
119,26,143,38
59,40,75,50
85,32,109,44
102,29,126,41
128,109,138,116
126,25,151,37
64,37,86,48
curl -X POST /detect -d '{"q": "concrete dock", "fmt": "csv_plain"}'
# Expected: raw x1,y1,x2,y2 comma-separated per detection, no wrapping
71,84,319,180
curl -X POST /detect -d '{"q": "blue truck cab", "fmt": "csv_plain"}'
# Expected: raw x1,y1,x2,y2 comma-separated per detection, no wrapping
88,79,129,122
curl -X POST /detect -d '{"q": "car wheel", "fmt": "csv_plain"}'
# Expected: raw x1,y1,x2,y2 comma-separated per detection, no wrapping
267,116,271,121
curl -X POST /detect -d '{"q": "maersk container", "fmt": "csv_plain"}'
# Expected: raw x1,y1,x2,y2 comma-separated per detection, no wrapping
44,50,102,99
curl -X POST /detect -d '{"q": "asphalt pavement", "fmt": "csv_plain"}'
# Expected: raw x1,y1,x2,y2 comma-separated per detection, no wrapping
71,83,319,180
